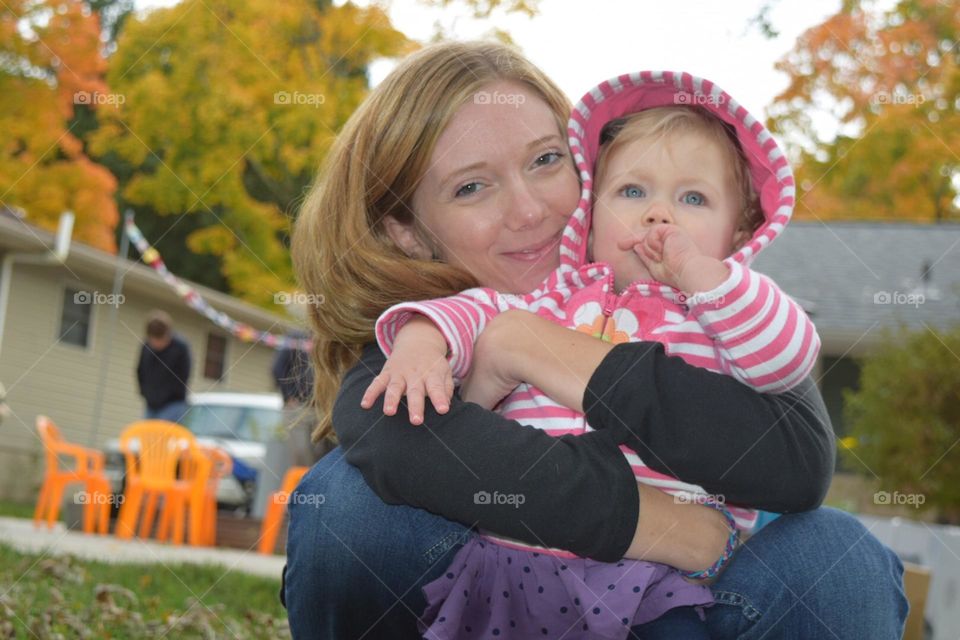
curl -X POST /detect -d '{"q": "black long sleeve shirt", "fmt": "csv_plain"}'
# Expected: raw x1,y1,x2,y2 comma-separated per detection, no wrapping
136,334,191,411
334,341,834,562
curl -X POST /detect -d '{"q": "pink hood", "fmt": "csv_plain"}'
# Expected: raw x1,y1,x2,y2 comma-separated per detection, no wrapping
559,71,795,271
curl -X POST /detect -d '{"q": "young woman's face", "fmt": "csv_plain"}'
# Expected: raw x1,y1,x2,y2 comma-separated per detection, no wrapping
402,80,579,295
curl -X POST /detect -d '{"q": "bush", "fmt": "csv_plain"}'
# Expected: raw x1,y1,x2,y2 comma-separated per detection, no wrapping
842,324,960,523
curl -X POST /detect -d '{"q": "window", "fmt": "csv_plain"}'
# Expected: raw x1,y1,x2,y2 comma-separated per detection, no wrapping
59,287,92,347
203,333,227,381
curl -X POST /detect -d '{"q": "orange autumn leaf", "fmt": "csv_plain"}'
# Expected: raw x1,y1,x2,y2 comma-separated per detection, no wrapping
0,0,118,252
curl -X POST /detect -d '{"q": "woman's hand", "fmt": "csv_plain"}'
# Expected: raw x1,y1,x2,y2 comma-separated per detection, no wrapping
463,310,616,412
459,310,529,409
624,484,733,574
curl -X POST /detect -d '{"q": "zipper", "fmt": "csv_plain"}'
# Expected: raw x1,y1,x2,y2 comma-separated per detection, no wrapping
601,270,617,317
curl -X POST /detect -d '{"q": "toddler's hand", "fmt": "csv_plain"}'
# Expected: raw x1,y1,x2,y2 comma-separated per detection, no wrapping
619,224,701,290
361,319,453,425
361,352,454,425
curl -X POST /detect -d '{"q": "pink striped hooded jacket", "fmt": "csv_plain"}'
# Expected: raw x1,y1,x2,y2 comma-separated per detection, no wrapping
376,71,820,547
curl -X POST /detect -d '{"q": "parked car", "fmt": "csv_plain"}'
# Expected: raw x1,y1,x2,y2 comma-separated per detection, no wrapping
103,392,284,513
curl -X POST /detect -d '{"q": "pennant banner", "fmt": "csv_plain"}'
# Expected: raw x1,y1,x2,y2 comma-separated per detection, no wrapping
124,219,312,352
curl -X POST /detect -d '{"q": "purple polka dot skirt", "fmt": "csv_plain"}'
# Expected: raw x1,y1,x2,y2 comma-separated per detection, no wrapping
419,537,713,639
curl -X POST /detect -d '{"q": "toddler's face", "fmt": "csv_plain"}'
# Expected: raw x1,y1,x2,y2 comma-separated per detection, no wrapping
590,130,746,290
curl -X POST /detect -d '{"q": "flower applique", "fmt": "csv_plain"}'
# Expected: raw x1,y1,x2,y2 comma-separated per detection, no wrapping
572,298,666,344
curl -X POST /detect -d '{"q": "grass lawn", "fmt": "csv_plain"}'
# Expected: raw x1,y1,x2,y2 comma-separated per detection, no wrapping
0,501,35,520
0,542,289,639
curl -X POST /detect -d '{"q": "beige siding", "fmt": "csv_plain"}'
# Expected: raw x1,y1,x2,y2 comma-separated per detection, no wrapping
0,262,280,502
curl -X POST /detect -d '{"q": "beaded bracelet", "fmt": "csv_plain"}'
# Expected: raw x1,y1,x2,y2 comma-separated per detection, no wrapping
679,502,740,580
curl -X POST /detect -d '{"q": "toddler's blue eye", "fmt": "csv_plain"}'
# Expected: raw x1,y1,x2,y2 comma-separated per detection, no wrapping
621,185,645,198
682,191,706,206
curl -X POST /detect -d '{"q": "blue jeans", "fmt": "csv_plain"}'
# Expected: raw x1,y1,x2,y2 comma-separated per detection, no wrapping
145,400,188,423
285,448,908,639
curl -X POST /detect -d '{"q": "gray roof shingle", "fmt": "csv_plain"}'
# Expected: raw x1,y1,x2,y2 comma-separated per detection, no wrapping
752,222,960,348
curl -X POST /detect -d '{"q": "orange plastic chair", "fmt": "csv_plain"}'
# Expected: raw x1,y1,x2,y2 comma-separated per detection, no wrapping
115,420,210,546
34,416,111,534
258,466,309,555
157,445,232,546
200,446,234,545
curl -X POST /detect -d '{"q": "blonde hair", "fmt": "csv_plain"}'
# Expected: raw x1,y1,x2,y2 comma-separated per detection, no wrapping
291,41,571,441
594,107,764,235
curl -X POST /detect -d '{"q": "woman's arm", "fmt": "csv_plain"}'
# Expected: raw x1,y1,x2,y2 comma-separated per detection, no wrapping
587,342,835,511
480,311,834,512
337,343,733,570
335,343,640,562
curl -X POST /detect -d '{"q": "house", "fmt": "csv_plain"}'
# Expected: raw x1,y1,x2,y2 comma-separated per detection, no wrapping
0,213,304,503
752,221,960,442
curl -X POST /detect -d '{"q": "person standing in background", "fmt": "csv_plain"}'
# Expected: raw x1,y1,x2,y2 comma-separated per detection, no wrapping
271,327,330,466
136,310,191,423
271,329,314,410
250,326,328,519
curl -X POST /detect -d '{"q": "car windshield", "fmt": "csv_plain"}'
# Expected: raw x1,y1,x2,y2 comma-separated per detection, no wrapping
182,404,283,443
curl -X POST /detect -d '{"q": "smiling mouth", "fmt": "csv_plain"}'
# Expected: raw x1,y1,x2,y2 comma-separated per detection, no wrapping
502,231,563,262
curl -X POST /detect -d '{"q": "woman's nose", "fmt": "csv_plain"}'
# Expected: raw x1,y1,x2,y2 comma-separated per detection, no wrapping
643,203,673,226
504,181,548,231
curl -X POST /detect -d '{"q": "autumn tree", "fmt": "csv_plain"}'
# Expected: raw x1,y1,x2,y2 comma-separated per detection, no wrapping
90,0,412,305
0,0,119,251
768,0,960,223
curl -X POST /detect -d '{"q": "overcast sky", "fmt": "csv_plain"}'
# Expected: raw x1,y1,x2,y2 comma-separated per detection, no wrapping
366,0,843,121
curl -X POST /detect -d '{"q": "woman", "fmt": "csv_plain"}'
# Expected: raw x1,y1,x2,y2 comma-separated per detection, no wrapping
286,41,907,639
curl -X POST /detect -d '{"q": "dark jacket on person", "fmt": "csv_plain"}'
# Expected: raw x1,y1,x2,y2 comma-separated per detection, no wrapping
136,334,191,411
271,331,314,405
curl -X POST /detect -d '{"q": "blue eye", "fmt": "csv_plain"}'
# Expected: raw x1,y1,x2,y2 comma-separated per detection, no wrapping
534,151,563,167
455,182,482,198
682,191,706,206
620,185,645,199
